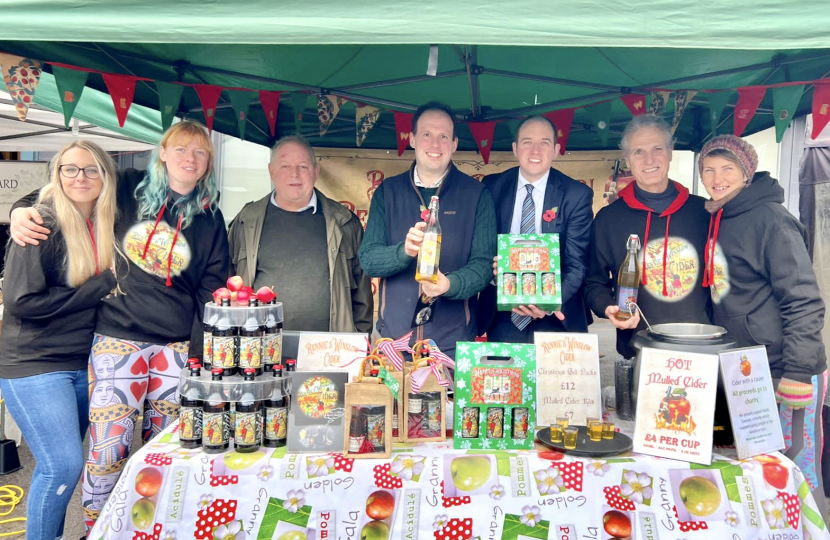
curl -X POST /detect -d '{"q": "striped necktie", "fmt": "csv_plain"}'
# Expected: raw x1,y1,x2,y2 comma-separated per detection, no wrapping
512,184,535,330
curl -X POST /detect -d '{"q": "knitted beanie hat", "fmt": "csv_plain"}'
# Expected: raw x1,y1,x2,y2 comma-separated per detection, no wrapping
698,135,759,182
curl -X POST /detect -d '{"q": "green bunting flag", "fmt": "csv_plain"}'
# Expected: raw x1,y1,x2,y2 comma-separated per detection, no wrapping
228,89,254,140
707,91,732,136
290,92,310,134
585,101,613,147
156,81,184,132
51,65,88,128
772,85,804,142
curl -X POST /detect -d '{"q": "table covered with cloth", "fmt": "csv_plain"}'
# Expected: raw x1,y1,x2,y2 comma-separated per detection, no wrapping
89,423,829,540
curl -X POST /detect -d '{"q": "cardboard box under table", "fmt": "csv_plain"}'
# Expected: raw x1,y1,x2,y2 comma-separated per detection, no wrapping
497,233,561,312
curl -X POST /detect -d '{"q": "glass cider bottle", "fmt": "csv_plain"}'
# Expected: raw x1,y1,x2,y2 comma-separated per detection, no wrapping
615,234,641,321
415,196,442,284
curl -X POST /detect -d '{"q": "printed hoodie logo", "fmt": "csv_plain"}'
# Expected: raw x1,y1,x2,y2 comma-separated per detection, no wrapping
124,220,192,279
708,241,730,304
638,236,700,301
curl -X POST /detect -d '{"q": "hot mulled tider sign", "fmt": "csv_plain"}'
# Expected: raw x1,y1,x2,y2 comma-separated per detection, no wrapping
633,347,720,465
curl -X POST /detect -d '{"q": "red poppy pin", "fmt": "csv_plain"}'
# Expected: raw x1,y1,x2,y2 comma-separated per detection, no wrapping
543,206,559,223
419,205,429,221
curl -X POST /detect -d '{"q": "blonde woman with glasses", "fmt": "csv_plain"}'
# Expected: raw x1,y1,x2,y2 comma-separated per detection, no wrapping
0,140,119,540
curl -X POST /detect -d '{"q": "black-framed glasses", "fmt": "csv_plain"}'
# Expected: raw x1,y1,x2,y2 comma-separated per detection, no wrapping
59,165,101,179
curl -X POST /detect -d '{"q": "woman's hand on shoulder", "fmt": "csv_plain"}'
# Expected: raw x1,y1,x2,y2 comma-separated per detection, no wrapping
10,207,49,246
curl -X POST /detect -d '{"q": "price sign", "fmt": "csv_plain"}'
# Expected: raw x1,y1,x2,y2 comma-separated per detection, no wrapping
534,333,601,426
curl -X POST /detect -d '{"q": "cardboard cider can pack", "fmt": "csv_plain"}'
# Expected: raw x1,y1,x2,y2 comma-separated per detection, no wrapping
497,233,562,312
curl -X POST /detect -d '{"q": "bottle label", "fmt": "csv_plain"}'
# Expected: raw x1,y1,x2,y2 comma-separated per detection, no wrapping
203,332,213,365
392,414,399,430
616,286,639,312
367,411,385,448
408,397,423,413
263,334,282,365
235,410,262,445
265,406,288,440
427,401,441,432
212,336,237,368
418,234,440,274
179,407,203,441
348,435,365,453
239,336,262,369
203,411,230,445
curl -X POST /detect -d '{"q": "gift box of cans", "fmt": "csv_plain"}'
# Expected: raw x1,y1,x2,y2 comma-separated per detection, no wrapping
452,341,537,450
496,233,561,312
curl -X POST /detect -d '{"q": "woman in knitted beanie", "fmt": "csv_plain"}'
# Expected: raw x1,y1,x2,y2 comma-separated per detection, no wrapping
699,134,827,510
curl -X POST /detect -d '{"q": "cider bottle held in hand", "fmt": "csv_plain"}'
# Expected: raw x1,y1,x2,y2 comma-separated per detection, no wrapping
415,196,442,284
615,234,641,321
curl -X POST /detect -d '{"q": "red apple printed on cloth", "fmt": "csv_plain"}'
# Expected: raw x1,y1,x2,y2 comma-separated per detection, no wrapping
134,467,163,498
366,490,395,520
603,510,632,538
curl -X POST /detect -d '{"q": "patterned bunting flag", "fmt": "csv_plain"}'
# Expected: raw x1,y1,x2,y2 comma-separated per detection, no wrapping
227,89,253,140
51,65,88,128
707,91,732,136
733,87,766,136
671,91,697,135
585,101,613,147
620,94,647,116
290,92,310,134
318,94,346,136
393,111,414,156
0,53,42,121
811,82,830,140
467,121,498,164
192,84,224,132
356,104,382,146
101,73,138,128
648,91,674,115
772,85,804,142
258,90,283,137
156,81,184,132
542,108,575,154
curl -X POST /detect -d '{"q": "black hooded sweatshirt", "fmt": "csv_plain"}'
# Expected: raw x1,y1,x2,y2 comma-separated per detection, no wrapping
11,170,230,358
702,172,826,383
585,181,712,358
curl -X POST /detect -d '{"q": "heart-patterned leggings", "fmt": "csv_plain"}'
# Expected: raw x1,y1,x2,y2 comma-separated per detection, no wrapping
81,334,189,531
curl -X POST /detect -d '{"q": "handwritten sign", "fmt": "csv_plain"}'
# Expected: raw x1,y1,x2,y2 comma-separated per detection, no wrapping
534,333,601,426
719,346,784,459
297,332,369,379
632,347,719,465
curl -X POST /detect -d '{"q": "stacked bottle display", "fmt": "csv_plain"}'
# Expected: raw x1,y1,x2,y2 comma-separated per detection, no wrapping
203,297,284,376
179,363,290,453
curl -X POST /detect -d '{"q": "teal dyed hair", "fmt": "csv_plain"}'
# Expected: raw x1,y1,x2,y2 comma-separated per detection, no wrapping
134,120,219,228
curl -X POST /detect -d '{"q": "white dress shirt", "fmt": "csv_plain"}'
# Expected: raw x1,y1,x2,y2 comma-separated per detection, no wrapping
271,190,318,213
509,170,550,234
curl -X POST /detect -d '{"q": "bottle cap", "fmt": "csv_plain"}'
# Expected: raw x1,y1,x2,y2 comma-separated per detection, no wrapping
188,357,199,365
272,364,283,375
211,367,223,375
286,359,296,366
244,368,256,374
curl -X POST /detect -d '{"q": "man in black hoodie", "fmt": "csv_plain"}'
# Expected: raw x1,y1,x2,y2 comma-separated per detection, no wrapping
584,114,711,359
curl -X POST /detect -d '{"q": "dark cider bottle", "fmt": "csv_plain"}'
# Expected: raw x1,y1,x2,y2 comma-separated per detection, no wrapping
179,364,203,449
263,364,288,448
202,368,230,454
234,368,262,453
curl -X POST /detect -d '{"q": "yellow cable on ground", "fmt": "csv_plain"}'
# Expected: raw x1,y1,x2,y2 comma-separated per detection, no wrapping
0,484,25,537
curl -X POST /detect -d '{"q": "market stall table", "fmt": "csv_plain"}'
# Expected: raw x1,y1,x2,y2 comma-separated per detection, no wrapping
90,423,829,540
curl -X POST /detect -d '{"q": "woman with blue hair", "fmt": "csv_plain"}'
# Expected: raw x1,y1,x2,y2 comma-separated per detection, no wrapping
10,120,230,531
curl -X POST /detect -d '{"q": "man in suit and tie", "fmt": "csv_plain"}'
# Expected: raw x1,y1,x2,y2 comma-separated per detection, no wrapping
478,116,594,343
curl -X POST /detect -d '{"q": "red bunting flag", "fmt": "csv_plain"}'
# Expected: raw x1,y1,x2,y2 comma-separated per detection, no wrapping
192,84,224,131
620,94,647,116
467,121,498,164
812,82,830,140
393,111,414,156
259,90,283,137
101,73,138,128
733,87,766,136
543,108,575,154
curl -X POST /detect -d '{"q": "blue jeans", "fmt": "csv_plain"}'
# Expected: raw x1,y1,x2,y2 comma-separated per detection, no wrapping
0,370,89,540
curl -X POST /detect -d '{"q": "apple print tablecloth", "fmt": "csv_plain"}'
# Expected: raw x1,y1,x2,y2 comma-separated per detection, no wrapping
90,423,829,540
